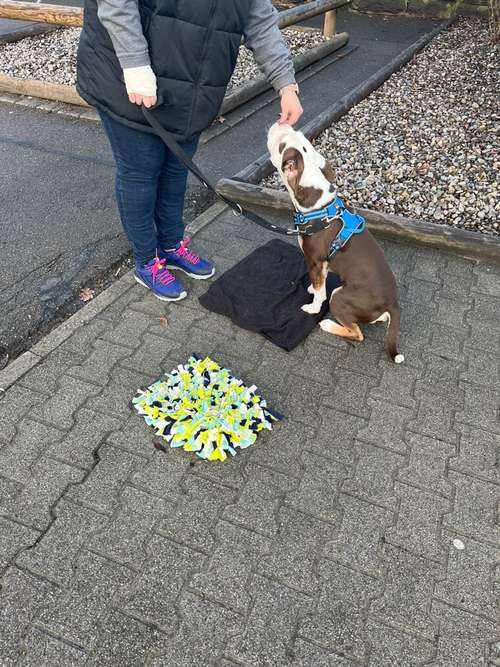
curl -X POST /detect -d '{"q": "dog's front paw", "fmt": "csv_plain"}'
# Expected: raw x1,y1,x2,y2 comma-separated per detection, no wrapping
302,302,321,314
307,284,314,295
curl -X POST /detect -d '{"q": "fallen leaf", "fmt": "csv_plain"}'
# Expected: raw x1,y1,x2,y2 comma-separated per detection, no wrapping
158,316,168,327
80,288,95,303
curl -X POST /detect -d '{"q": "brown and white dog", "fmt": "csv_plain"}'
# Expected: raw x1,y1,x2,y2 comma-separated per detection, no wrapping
267,122,404,363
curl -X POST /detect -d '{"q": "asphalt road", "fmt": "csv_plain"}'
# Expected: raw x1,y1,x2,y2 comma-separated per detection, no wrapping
0,10,439,356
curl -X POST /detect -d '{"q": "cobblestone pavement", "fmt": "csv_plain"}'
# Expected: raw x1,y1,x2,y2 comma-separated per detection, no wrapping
0,209,499,666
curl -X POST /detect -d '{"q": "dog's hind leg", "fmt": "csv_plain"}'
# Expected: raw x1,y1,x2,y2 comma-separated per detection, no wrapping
320,288,364,341
302,261,328,314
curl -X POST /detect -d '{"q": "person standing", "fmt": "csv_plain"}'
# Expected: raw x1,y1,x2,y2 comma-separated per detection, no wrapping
77,0,303,301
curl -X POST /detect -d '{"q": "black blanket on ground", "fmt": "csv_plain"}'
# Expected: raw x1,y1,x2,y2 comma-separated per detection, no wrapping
198,239,342,351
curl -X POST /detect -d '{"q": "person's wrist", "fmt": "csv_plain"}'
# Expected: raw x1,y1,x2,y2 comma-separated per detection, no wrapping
279,83,299,97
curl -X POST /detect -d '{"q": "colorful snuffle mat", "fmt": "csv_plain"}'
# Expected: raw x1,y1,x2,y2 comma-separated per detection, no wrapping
133,355,282,462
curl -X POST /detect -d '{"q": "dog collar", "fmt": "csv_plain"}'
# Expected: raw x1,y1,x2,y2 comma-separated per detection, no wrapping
293,196,366,258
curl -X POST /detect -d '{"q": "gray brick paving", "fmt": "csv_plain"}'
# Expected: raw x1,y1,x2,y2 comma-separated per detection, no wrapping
0,209,499,664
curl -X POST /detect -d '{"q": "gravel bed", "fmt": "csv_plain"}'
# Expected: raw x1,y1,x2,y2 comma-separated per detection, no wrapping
266,18,499,235
0,26,328,89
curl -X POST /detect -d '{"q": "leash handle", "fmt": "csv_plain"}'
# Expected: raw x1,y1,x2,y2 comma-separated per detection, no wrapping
141,106,298,237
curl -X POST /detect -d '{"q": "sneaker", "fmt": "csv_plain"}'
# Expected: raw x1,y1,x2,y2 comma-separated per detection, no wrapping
134,257,187,301
159,237,215,279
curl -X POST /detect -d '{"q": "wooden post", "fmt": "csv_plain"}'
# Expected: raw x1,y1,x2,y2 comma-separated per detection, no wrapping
0,0,83,26
323,9,337,37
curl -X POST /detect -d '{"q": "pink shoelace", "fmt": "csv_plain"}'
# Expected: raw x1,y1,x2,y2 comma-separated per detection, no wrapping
175,237,200,264
149,257,175,285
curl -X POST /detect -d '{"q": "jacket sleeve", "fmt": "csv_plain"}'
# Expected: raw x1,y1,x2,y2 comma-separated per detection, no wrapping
243,0,296,92
96,0,151,69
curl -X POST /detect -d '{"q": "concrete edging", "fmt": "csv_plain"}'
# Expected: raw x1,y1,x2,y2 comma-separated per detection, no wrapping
216,178,500,264
233,18,455,185
0,201,227,392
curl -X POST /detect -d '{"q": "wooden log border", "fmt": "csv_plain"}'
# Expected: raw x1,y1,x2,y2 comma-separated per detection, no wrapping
0,31,350,113
216,178,500,264
232,18,456,186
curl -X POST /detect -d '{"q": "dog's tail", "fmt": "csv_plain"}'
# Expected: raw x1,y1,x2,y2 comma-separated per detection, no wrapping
386,304,404,364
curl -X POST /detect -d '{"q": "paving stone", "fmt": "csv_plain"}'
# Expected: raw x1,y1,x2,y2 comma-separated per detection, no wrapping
88,608,170,666
224,462,297,537
403,277,438,306
157,476,235,554
435,532,499,620
86,366,154,421
0,476,21,506
31,375,101,430
0,567,60,666
407,392,459,443
430,601,497,667
365,619,434,666
68,339,131,385
281,374,331,426
100,309,153,349
426,324,468,362
151,591,245,667
127,286,171,317
290,639,358,666
17,500,108,587
291,344,341,387
370,543,441,640
356,399,412,454
461,348,500,388
117,535,202,631
369,363,420,409
119,332,178,376
97,288,149,325
467,293,500,325
2,457,84,531
58,318,113,359
147,305,205,341
415,353,465,405
439,260,475,301
472,264,500,298
323,369,379,418
410,250,443,283
226,575,313,667
456,382,500,435
18,346,86,394
398,300,434,350
18,627,88,666
106,412,157,460
190,521,270,614
90,486,170,569
0,517,39,570
382,243,415,282
37,550,131,651
286,452,348,523
67,444,144,514
0,417,15,445
450,424,500,484
323,493,393,577
249,420,313,478
259,504,334,594
336,336,385,378
467,317,500,353
0,386,49,429
386,482,450,562
443,471,500,545
189,448,247,490
343,441,404,508
299,559,380,662
0,419,62,484
397,432,455,497
47,408,120,470
130,448,187,502
311,408,368,466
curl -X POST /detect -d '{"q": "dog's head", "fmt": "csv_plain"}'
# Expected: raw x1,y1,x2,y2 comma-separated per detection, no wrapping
267,122,337,213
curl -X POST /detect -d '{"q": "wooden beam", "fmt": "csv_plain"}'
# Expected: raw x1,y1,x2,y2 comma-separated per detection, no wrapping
323,9,337,37
0,74,88,106
0,1,83,26
277,0,349,29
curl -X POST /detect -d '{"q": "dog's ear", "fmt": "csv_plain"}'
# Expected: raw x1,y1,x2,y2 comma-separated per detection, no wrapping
281,147,303,191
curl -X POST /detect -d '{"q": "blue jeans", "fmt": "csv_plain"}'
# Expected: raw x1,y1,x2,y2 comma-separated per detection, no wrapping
99,111,200,265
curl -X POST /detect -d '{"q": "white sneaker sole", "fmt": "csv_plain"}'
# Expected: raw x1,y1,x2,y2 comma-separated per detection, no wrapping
134,274,187,301
165,264,215,280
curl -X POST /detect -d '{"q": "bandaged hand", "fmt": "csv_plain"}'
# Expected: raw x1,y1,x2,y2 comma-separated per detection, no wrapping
123,65,157,108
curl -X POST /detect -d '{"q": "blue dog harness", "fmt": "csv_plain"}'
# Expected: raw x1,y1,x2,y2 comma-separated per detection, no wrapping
293,196,366,259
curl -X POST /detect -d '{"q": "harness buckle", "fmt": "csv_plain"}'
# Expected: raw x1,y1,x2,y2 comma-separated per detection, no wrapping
231,203,243,217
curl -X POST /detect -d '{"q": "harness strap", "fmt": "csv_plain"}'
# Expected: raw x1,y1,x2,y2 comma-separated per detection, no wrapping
142,107,299,237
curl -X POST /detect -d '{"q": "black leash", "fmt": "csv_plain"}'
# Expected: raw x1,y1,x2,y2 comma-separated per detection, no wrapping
142,106,299,237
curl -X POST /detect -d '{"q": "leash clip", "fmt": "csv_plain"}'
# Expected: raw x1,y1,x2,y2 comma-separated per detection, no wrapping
231,203,243,217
